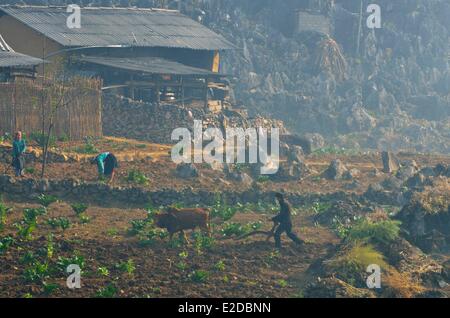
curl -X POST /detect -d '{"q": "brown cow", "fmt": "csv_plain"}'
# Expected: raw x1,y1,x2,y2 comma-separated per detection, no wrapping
154,207,211,243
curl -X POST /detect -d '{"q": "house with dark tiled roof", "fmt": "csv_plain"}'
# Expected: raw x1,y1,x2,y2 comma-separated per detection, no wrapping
0,34,43,81
0,5,234,110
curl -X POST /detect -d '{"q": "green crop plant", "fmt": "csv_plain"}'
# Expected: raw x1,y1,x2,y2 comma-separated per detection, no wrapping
214,260,226,272
57,253,85,271
190,270,209,283
37,194,58,207
0,198,11,231
115,259,136,276
46,234,54,260
95,284,117,298
78,214,91,224
71,203,88,216
23,261,50,284
126,169,150,185
47,217,71,232
97,267,110,277
0,236,15,254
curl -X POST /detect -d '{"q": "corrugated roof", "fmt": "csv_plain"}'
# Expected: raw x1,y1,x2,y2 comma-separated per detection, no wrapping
0,6,235,50
0,51,44,67
78,56,224,76
0,33,43,67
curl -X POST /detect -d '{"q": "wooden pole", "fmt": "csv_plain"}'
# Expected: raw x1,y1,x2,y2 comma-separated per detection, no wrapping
356,0,363,57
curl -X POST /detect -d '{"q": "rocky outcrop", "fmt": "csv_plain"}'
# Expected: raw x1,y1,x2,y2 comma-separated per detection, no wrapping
323,159,347,180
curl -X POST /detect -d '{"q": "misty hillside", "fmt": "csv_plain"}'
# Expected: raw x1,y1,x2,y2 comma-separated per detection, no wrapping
3,0,449,153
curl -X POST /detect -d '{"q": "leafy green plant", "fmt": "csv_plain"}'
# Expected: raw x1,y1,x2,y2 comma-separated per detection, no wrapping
78,214,91,224
128,219,147,236
176,251,189,271
193,231,215,254
277,279,288,288
115,259,136,276
43,282,59,295
24,167,36,175
16,220,37,241
23,261,50,283
57,253,85,271
96,284,117,298
97,267,110,277
346,219,401,245
24,207,47,222
0,199,11,231
37,194,58,207
190,270,209,283
20,251,37,265
210,200,238,221
311,201,332,215
0,236,15,254
47,217,71,231
71,203,88,216
214,260,226,272
126,169,150,185
138,227,168,246
46,233,54,260
220,221,262,238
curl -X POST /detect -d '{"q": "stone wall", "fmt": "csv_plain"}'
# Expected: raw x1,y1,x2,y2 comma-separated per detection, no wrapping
0,173,354,208
102,94,289,144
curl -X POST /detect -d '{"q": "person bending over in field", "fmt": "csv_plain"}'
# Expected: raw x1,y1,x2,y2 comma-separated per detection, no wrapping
272,193,304,249
91,152,118,183
12,131,26,177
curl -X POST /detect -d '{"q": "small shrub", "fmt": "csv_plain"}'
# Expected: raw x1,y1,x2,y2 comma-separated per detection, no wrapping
346,219,401,245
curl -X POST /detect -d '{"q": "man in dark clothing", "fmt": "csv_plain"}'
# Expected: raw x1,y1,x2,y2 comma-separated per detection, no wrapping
272,193,304,249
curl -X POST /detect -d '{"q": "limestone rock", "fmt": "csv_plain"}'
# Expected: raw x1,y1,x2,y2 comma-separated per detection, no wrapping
323,159,347,180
